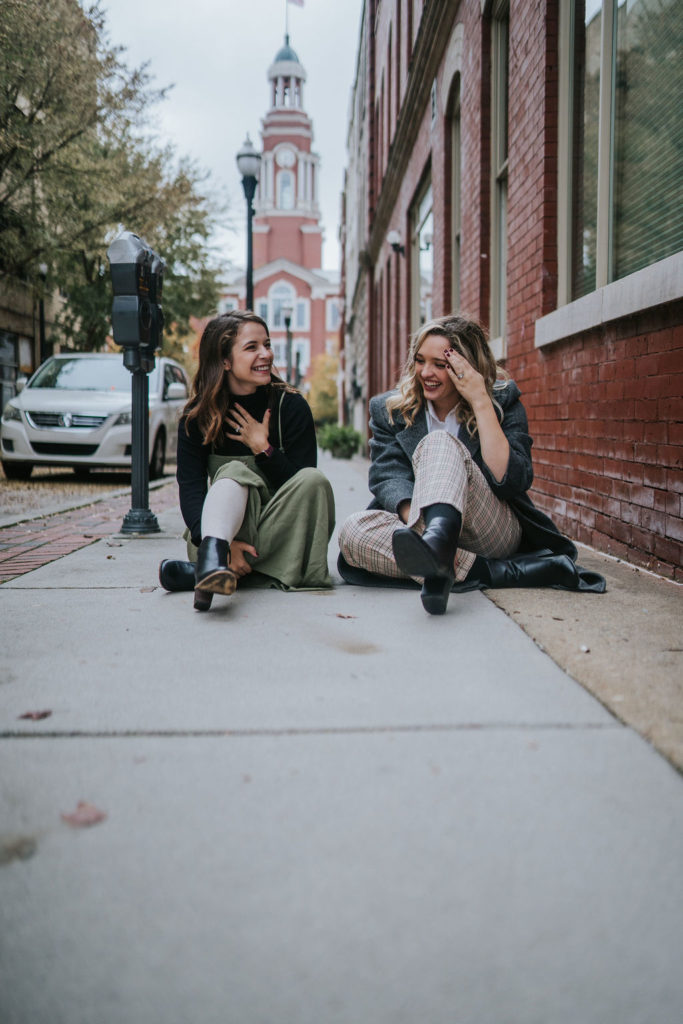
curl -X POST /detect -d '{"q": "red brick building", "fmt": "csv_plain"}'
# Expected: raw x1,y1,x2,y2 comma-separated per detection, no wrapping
221,36,341,391
341,0,683,579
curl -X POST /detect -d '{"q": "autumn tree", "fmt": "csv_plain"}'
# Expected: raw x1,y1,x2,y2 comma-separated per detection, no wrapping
0,0,225,351
308,350,339,425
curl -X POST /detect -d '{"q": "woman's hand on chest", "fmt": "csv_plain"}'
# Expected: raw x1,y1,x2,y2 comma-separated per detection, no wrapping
226,403,271,455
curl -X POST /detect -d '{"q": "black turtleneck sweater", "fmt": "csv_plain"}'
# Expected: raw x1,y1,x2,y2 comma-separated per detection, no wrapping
176,386,318,547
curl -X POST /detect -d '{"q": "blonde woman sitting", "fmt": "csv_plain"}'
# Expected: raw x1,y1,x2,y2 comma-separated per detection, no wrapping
338,314,604,615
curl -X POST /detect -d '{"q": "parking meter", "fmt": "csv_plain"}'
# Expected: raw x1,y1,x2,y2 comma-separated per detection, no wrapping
141,254,166,371
107,231,153,372
106,229,162,535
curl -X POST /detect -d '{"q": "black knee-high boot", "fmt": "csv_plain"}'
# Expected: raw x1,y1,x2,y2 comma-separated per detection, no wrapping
194,537,237,611
479,552,583,590
392,503,462,615
158,559,196,592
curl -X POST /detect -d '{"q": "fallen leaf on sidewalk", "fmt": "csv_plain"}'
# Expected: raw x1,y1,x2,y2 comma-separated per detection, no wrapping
336,613,357,619
0,835,37,865
18,710,52,720
61,802,107,828
140,586,155,593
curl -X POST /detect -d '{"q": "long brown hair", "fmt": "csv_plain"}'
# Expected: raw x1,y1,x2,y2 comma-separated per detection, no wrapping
385,314,509,433
184,310,292,446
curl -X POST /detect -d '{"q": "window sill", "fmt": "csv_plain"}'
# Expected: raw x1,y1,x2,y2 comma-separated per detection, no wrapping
489,335,505,361
534,251,683,349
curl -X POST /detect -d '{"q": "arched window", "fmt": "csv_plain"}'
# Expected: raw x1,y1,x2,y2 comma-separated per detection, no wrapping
447,75,461,312
277,171,295,210
269,281,296,327
410,178,433,331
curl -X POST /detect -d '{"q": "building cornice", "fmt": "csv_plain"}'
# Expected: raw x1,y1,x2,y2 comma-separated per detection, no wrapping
262,126,313,140
253,209,320,221
253,257,340,291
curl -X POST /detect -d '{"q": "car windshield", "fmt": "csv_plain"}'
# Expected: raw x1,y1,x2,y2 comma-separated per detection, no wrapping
29,358,159,393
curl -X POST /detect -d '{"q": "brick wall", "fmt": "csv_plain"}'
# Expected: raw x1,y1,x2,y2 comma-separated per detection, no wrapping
523,307,683,579
342,0,682,578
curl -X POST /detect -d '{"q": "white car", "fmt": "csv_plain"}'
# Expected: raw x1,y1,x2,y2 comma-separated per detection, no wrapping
1,353,190,480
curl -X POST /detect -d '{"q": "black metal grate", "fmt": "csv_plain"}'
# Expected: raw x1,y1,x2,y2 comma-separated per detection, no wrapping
30,442,99,455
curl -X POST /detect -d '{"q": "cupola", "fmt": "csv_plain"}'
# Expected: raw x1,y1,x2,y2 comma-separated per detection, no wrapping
267,34,306,110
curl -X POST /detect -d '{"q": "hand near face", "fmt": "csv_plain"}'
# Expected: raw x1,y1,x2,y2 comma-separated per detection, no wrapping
226,404,271,455
443,348,488,407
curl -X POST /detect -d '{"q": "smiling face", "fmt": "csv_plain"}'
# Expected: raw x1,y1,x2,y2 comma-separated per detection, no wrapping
223,321,274,395
414,333,458,415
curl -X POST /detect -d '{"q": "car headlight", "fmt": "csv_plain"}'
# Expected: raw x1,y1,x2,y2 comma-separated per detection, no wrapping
2,402,21,422
114,409,132,425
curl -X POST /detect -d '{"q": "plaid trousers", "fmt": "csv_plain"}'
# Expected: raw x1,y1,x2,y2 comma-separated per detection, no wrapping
339,431,522,583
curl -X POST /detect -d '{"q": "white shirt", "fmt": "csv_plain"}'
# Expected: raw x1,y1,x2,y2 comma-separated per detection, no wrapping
426,401,463,440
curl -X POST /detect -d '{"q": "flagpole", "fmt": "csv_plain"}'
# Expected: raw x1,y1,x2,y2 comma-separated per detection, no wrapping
285,0,288,37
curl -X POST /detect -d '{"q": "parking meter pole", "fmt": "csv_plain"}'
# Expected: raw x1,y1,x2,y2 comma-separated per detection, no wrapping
120,370,159,534
107,230,161,536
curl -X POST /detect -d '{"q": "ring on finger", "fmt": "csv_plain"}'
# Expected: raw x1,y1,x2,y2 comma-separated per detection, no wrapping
456,372,465,380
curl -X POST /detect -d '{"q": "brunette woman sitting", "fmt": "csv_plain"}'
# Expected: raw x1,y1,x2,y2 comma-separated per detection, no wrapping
159,311,335,610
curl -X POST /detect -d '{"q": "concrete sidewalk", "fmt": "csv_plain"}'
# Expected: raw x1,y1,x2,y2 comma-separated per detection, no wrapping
1,454,682,1024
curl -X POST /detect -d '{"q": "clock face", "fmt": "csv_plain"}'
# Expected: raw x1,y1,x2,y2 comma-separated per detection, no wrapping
276,147,296,168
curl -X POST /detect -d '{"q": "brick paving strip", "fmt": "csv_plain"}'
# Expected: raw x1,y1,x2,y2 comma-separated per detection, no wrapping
0,481,178,584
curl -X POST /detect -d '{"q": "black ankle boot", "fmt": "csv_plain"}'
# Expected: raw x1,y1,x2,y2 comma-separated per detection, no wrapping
194,536,237,610
392,504,462,614
420,576,454,615
485,552,580,589
159,559,196,592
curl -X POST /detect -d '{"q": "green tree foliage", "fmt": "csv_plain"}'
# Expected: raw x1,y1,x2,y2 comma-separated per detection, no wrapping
307,350,339,425
0,0,224,350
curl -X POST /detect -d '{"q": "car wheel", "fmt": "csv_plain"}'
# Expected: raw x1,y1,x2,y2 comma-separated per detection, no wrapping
72,466,91,480
2,461,33,481
149,429,166,479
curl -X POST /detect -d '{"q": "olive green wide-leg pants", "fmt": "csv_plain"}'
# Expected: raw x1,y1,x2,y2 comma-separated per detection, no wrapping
186,459,335,590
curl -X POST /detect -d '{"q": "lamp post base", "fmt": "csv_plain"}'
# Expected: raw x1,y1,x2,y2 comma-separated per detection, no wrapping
120,508,161,534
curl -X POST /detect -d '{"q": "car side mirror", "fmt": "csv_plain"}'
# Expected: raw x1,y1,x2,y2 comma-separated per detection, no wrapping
165,381,187,400
16,376,27,394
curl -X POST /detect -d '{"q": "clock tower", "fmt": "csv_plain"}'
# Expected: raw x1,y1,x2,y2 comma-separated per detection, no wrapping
252,35,323,268
218,35,340,388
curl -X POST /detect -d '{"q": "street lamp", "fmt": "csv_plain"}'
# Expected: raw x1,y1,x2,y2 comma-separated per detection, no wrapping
38,262,48,364
236,135,262,311
282,302,293,385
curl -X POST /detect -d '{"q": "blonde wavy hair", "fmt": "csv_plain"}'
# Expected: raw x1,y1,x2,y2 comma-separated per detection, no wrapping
385,314,509,434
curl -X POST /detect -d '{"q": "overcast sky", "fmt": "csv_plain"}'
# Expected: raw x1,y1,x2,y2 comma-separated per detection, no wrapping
101,0,364,274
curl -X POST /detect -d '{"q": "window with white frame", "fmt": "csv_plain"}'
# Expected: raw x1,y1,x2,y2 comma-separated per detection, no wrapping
410,177,434,332
277,170,295,211
257,300,268,322
449,77,462,312
559,0,683,304
490,0,509,343
293,339,310,377
218,297,238,314
326,299,341,331
272,341,286,367
295,298,309,330
269,281,296,328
